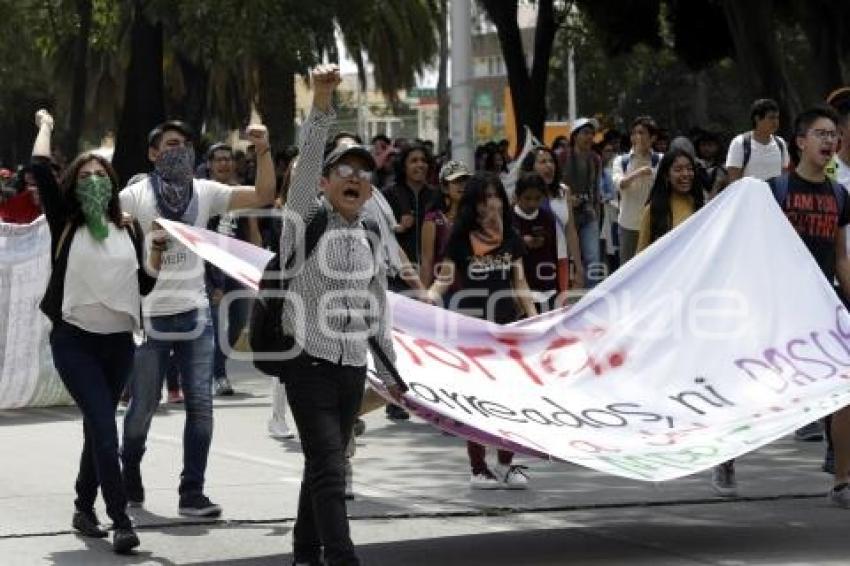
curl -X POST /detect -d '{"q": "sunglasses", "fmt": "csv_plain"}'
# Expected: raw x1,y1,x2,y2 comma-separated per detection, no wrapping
334,163,372,182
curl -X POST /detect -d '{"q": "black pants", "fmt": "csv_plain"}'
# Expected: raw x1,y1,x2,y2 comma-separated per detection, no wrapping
285,355,366,566
50,321,134,528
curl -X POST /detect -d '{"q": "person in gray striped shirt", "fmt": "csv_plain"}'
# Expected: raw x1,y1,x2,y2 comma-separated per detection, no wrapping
280,64,401,566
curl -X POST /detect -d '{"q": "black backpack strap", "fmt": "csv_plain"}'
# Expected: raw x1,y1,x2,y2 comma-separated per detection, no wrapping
361,218,381,260
282,206,329,275
650,152,661,168
768,173,791,206
827,178,848,219
741,132,752,172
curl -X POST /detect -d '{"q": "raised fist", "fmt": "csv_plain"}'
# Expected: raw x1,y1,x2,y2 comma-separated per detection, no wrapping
35,109,54,130
312,64,341,95
246,124,270,153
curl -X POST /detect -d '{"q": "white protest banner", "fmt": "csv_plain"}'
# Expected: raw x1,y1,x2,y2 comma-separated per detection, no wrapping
164,179,850,481
157,218,273,291
0,216,70,409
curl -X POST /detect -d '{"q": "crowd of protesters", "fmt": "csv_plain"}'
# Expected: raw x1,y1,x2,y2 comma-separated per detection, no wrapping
3,70,850,564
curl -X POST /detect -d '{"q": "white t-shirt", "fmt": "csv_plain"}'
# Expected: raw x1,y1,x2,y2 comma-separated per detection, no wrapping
120,178,233,316
63,223,140,333
725,132,789,181
613,152,659,231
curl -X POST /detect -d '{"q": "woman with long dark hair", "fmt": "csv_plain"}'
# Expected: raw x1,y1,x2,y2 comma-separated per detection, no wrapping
520,146,584,293
31,110,160,554
427,173,538,489
636,148,705,252
382,143,440,274
419,160,470,287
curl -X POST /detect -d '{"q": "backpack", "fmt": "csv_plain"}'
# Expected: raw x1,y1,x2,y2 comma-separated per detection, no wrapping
620,152,661,174
741,132,786,173
769,173,847,216
248,205,385,380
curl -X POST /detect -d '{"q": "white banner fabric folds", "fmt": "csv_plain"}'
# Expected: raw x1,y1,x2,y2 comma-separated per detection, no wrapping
162,179,850,481
0,216,70,409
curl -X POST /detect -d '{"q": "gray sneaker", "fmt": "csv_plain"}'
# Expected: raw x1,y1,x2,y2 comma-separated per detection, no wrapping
829,484,850,508
711,461,738,497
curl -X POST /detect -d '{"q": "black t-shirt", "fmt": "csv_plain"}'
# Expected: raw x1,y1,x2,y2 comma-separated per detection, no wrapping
776,172,850,282
512,208,558,293
448,233,526,324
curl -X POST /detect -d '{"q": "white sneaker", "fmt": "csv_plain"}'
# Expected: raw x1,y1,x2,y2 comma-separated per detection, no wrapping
494,463,529,490
828,484,850,508
267,419,295,439
470,470,501,490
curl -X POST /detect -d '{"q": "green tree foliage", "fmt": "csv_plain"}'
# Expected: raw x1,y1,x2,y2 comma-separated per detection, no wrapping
0,0,438,179
573,0,850,136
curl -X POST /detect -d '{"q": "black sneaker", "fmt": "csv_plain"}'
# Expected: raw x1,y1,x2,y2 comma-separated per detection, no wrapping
72,510,108,538
122,465,144,507
353,418,366,437
112,527,140,554
385,404,409,421
215,376,235,396
178,493,222,517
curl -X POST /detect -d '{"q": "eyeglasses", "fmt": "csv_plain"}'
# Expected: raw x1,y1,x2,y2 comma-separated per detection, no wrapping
334,163,372,182
809,129,838,141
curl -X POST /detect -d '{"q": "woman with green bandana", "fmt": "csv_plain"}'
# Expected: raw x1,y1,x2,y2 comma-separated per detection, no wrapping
30,110,161,555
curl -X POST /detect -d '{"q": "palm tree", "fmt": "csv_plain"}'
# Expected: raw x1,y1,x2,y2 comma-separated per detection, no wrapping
336,0,438,103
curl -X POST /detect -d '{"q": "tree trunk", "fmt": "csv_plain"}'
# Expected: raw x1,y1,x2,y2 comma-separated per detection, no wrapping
65,0,92,158
175,52,209,140
692,70,709,126
527,0,559,143
112,1,165,185
436,0,449,153
721,0,801,135
257,57,296,150
480,1,531,147
796,1,847,99
480,0,560,150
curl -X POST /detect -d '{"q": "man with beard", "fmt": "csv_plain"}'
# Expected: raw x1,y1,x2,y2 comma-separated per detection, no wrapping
119,120,275,517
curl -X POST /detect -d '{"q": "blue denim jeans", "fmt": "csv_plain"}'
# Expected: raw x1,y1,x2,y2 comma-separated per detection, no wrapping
210,279,250,379
578,217,603,287
121,308,214,496
50,321,134,528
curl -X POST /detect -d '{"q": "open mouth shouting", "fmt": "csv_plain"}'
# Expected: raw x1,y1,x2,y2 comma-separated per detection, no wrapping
343,186,362,202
